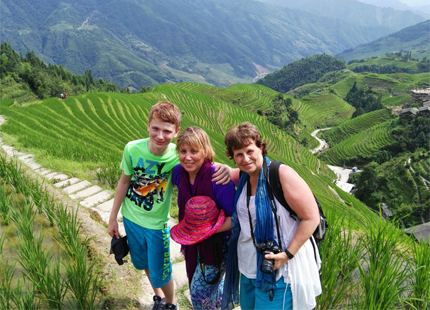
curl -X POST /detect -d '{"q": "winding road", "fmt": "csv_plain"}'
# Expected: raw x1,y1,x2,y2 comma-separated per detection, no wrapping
310,128,331,154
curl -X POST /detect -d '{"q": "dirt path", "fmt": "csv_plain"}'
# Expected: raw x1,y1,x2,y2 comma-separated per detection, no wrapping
309,128,331,154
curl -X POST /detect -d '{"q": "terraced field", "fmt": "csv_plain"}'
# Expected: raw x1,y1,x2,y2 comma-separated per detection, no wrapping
298,93,355,129
0,77,37,104
319,121,395,166
321,109,393,146
330,71,429,102
173,82,278,112
382,94,410,107
0,84,378,222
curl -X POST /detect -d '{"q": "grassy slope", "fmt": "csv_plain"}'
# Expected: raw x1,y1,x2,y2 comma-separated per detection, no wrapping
298,92,355,129
0,84,375,225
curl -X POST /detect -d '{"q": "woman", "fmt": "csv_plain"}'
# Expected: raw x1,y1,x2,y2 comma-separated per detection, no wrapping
222,122,322,310
170,126,235,309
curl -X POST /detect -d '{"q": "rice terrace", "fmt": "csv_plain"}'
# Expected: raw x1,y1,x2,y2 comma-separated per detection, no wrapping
1,5,430,310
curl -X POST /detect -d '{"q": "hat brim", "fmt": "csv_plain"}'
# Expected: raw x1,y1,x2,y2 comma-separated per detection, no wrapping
170,209,226,245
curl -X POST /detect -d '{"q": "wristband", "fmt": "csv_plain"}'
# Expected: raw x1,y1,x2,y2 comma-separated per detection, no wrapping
285,249,294,259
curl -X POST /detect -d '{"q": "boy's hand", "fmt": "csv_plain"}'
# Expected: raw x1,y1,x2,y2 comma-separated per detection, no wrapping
108,220,120,239
212,163,231,185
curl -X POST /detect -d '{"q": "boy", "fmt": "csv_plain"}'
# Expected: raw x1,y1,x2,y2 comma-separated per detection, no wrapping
108,101,229,310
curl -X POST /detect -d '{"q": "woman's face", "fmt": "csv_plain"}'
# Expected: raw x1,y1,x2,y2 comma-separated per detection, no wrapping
178,143,205,176
232,141,263,178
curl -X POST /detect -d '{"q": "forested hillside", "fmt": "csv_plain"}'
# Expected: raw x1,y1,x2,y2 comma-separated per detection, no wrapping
1,0,424,89
0,42,118,102
256,54,346,93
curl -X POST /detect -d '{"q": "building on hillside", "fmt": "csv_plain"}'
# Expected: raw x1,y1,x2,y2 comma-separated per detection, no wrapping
405,88,430,108
381,203,393,219
405,222,430,244
418,105,430,117
400,108,419,118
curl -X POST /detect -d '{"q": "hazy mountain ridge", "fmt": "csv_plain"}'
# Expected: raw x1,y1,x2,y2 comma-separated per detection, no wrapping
256,0,425,28
1,0,425,89
337,19,430,61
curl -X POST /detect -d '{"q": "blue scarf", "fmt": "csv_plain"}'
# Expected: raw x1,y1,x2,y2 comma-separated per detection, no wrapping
222,157,277,310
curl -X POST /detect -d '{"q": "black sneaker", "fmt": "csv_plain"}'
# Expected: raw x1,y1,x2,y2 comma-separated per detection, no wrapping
162,303,177,310
152,295,165,310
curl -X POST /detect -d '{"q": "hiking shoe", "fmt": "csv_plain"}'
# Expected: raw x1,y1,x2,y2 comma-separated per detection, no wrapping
162,303,177,310
152,295,165,310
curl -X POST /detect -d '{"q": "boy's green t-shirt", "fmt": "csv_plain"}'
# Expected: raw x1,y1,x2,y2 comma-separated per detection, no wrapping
120,138,179,229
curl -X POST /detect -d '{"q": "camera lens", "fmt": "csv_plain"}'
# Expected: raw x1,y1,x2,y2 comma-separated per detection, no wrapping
260,250,274,274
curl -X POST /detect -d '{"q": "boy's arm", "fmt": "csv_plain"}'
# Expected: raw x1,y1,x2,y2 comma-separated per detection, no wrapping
108,171,131,239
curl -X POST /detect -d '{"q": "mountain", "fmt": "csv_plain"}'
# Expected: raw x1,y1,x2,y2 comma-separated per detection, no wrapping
356,0,430,18
256,0,425,29
1,0,425,89
336,20,430,61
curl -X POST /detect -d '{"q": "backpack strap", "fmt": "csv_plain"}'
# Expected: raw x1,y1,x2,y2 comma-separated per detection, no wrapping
268,161,299,220
268,160,328,245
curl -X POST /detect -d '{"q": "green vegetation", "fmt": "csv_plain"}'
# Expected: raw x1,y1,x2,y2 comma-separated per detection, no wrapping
0,156,104,309
257,54,346,93
344,81,385,118
348,52,430,74
349,150,430,227
0,42,118,101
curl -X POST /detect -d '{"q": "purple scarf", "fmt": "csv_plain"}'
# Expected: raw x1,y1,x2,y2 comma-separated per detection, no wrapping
178,161,217,286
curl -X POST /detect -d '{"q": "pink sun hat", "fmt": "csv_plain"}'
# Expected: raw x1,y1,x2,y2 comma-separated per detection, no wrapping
170,196,225,245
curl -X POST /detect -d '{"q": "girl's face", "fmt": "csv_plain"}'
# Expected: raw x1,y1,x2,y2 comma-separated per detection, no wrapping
178,143,205,176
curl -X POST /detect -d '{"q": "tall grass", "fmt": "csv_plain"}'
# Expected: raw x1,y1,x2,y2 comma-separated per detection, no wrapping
410,241,430,309
0,231,17,310
0,182,12,225
317,215,365,309
1,153,105,309
351,217,412,309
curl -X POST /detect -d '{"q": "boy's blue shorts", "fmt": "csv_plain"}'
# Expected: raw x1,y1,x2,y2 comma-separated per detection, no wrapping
240,274,293,310
123,217,172,288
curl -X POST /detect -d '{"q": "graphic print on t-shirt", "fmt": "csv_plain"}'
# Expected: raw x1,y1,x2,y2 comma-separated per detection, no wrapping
126,162,168,211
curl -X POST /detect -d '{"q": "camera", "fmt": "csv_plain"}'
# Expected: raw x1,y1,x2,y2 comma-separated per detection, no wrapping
255,241,280,274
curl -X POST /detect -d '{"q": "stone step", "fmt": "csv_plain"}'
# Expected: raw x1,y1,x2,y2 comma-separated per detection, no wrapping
63,180,92,195
70,185,103,200
49,173,69,182
24,160,41,170
54,177,80,188
38,168,52,176
45,172,59,179
18,154,33,161
80,190,113,208
172,260,188,289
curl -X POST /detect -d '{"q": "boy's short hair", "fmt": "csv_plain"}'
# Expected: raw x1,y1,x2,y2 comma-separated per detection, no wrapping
176,127,215,164
224,122,267,159
148,101,182,128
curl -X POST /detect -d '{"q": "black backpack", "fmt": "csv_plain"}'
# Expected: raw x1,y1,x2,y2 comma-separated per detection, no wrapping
267,161,328,244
